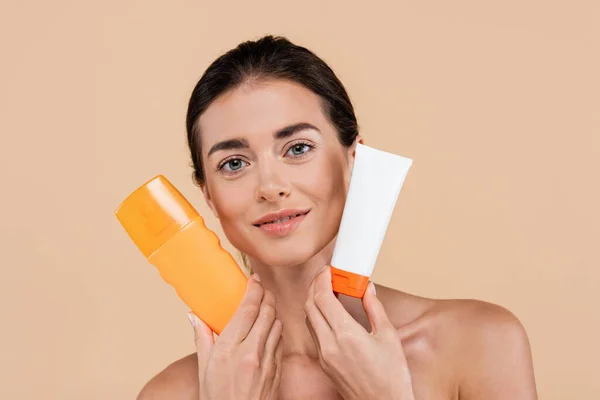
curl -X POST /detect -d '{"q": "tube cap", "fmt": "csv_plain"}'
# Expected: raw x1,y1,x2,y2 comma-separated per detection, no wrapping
114,175,199,258
330,266,370,298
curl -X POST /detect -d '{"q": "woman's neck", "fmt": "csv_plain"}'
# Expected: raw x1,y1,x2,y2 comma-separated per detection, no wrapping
246,239,336,358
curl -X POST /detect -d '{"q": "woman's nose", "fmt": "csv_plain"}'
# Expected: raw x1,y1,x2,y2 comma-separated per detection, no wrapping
255,165,291,202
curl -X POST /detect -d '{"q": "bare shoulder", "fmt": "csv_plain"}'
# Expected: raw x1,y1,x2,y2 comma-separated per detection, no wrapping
374,285,532,350
434,299,537,398
136,353,199,400
430,297,529,334
379,286,537,399
427,298,534,357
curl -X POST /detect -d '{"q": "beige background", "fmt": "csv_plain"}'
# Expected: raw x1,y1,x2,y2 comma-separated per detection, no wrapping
1,1,598,398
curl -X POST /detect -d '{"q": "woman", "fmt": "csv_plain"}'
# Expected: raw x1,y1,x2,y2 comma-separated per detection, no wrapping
138,35,537,399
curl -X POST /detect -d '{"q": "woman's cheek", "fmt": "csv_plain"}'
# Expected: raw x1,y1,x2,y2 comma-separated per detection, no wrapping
213,184,254,254
297,156,337,189
211,178,254,220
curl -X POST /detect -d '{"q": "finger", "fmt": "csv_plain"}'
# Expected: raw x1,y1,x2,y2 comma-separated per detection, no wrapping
305,315,323,360
304,277,334,345
312,266,356,332
260,319,282,381
262,319,283,365
244,290,277,354
268,334,284,399
274,336,284,390
362,282,396,338
189,312,215,382
219,274,265,345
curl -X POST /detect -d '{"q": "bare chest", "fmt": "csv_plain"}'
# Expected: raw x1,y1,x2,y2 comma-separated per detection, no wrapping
276,356,457,400
277,359,342,400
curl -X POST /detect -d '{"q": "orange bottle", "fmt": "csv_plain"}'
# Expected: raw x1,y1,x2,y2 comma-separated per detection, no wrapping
114,175,248,335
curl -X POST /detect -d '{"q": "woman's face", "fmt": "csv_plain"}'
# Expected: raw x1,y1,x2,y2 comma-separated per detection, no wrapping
197,79,359,267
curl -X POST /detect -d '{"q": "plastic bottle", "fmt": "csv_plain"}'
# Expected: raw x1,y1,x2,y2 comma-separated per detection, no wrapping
114,175,248,334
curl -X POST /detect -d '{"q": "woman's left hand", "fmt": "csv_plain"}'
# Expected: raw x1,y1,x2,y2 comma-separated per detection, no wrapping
304,266,415,400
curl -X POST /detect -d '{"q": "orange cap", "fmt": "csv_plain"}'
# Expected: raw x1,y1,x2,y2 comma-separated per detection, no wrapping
114,175,199,258
330,266,370,298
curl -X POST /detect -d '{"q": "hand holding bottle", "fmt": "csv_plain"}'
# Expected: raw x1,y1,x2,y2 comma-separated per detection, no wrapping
189,274,283,400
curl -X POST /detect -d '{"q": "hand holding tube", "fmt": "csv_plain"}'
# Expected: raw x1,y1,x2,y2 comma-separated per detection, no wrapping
304,266,415,400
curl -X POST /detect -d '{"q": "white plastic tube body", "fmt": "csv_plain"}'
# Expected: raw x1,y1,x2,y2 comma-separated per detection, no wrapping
330,143,412,291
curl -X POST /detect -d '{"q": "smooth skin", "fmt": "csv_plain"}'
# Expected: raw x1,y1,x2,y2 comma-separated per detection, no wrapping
137,79,537,399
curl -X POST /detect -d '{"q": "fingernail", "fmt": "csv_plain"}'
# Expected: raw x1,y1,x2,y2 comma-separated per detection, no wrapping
369,282,377,295
252,273,261,282
188,311,198,327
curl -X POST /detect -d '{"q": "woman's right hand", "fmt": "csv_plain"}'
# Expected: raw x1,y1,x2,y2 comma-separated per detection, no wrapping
188,274,283,400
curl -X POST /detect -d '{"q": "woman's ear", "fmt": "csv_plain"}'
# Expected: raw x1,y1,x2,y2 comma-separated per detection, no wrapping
351,135,364,159
201,184,219,220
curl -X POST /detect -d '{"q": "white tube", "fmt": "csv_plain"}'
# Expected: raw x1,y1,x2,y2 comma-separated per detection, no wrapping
330,143,413,298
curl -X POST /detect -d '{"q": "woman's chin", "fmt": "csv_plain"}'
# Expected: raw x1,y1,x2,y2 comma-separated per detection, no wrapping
237,228,336,269
257,253,312,269
251,243,323,269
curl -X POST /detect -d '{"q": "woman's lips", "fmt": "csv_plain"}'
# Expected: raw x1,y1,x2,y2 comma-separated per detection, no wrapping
255,211,310,237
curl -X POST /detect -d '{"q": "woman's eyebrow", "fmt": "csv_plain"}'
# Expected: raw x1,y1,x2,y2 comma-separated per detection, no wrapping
207,138,249,158
274,122,321,140
207,122,321,158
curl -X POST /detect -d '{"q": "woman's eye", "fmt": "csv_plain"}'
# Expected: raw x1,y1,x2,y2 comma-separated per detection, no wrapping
221,158,247,172
287,143,311,157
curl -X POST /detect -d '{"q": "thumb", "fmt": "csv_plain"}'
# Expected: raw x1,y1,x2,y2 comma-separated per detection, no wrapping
188,312,214,378
362,282,395,337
